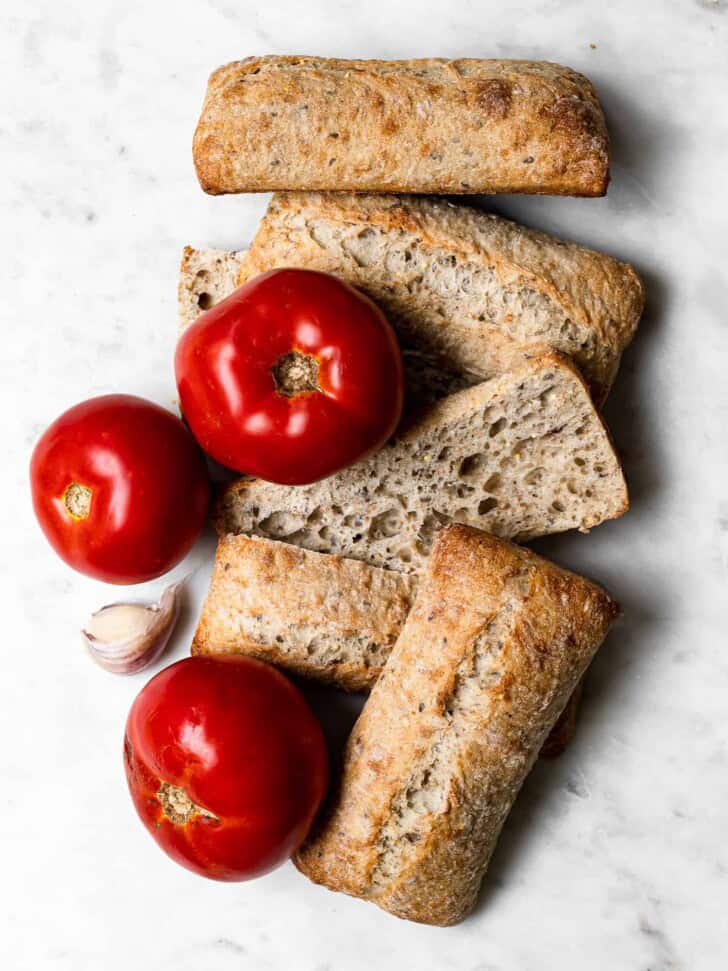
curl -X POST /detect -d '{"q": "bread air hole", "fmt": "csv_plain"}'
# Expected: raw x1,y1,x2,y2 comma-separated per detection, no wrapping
258,511,300,537
478,497,498,515
369,508,402,540
197,292,213,310
458,452,486,476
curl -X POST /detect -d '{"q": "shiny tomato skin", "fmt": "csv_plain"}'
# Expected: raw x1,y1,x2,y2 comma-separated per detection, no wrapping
175,269,404,484
30,395,209,584
124,656,328,881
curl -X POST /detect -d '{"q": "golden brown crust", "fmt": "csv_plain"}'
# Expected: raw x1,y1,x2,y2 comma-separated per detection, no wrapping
192,534,416,692
295,525,619,925
237,192,643,403
193,56,609,197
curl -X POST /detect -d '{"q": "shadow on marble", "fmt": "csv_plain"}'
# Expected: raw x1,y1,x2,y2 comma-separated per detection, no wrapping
472,596,662,920
602,261,667,509
294,678,365,775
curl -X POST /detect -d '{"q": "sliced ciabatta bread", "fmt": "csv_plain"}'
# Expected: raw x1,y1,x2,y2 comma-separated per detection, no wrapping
214,352,628,570
295,525,620,925
193,532,585,757
236,193,643,403
192,534,416,692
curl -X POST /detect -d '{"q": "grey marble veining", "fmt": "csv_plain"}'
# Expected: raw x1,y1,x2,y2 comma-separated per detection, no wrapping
2,1,727,968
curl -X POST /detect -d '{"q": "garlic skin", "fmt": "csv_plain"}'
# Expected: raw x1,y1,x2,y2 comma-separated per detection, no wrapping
82,579,184,674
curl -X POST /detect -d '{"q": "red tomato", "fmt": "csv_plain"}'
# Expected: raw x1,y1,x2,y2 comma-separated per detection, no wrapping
30,395,209,584
124,656,328,881
175,269,404,484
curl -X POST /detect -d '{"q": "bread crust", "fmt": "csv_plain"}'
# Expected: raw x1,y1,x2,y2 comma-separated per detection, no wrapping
192,534,416,691
193,57,609,197
237,193,643,403
295,525,619,925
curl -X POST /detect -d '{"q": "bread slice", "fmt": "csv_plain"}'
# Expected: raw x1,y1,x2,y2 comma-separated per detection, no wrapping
192,534,417,692
193,57,609,197
178,246,245,331
236,193,643,403
214,352,628,570
295,524,619,925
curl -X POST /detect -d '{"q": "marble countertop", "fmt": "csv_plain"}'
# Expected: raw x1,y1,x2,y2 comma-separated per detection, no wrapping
4,1,727,968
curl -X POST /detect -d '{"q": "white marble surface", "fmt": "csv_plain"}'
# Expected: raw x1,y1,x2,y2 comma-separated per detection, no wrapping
3,0,727,967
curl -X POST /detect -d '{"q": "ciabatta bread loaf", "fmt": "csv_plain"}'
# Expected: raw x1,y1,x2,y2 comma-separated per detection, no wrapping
193,57,610,197
236,193,643,403
295,525,619,925
214,353,628,568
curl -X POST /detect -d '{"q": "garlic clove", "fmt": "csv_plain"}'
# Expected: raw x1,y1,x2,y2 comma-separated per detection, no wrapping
82,579,185,675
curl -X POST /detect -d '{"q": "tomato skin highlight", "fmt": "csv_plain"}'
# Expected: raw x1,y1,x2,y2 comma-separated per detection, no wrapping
175,269,404,484
30,394,209,584
124,656,329,881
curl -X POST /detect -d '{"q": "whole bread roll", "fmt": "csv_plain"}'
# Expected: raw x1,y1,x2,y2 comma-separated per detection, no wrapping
295,525,619,925
193,57,609,197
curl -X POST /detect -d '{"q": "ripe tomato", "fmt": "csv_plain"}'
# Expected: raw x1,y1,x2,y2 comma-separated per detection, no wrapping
30,395,209,584
175,269,404,484
124,656,328,881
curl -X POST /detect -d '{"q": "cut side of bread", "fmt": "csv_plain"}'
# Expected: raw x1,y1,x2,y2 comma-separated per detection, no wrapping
192,534,417,692
236,193,643,404
178,246,246,331
295,525,619,925
214,353,628,571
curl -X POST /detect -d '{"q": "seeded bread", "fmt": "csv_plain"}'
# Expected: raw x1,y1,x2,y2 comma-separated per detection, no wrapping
295,524,619,925
192,534,416,692
193,57,609,197
236,193,643,403
214,353,628,569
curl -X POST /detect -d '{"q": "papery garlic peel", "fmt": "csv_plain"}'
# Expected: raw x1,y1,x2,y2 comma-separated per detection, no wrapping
82,579,184,674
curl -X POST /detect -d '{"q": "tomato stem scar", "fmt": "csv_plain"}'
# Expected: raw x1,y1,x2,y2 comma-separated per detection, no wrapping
272,351,321,396
63,482,93,520
157,782,218,824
